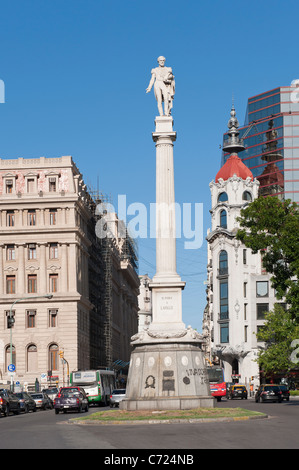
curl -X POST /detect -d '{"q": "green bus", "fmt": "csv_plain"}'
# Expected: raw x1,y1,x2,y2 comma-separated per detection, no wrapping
70,369,116,406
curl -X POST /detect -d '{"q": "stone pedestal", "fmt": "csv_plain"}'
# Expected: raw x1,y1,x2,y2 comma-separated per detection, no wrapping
120,331,214,410
120,116,214,410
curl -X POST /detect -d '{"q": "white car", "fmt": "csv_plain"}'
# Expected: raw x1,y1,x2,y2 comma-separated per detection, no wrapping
109,389,126,407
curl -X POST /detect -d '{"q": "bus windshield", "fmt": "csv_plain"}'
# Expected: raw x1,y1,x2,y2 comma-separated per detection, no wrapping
207,368,224,384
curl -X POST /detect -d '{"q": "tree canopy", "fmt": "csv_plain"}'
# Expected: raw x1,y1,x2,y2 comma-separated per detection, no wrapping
237,196,299,321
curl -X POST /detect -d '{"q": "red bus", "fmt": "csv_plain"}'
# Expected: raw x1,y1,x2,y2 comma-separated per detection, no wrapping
207,366,226,402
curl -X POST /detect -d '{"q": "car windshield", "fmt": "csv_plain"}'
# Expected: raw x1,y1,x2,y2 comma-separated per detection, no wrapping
234,386,245,390
15,393,24,398
31,394,43,398
112,389,126,395
264,386,279,391
279,385,288,390
61,391,80,398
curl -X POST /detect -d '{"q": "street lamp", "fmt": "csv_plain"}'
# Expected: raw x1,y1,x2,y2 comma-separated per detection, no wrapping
9,294,53,391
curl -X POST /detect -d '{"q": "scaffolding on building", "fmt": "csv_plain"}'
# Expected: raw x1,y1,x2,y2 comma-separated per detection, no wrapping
86,184,138,369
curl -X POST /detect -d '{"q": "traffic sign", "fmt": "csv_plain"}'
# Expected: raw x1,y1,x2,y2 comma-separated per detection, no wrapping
8,364,15,372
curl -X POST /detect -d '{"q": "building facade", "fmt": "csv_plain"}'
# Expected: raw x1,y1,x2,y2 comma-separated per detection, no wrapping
204,106,281,390
222,86,299,202
0,156,139,390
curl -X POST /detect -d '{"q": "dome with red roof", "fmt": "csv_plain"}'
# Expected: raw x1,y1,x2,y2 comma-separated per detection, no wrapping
216,153,253,183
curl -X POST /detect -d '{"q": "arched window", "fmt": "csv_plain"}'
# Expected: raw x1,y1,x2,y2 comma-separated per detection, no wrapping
218,192,228,203
219,250,228,275
220,209,227,228
5,345,16,370
242,191,252,202
27,344,37,372
49,344,59,372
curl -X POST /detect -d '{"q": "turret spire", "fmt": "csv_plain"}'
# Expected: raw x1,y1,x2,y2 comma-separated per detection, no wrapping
222,102,245,155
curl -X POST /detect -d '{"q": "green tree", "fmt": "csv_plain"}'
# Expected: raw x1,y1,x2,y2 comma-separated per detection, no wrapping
236,196,299,321
256,304,299,374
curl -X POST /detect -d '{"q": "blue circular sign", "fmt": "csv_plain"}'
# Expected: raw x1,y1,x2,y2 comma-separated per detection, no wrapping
8,364,15,372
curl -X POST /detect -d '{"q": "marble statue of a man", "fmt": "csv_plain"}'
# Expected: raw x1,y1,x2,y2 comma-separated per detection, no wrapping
146,56,175,116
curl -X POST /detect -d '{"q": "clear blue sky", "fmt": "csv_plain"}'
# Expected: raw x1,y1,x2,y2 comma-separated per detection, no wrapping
0,0,298,331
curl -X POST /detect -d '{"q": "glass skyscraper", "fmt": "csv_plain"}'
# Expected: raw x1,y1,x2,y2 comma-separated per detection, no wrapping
222,86,299,202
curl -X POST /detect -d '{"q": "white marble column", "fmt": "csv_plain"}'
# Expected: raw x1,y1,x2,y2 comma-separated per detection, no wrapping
149,116,185,331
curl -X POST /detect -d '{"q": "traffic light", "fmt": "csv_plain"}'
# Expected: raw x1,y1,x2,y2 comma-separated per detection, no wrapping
7,316,15,328
59,350,64,359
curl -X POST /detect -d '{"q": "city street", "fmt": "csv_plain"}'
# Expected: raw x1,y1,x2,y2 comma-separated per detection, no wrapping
0,398,298,450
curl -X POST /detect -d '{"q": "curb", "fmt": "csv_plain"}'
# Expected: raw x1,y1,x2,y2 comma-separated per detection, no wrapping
69,413,268,426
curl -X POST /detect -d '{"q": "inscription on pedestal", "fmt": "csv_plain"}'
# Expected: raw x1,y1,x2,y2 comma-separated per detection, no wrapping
160,295,174,311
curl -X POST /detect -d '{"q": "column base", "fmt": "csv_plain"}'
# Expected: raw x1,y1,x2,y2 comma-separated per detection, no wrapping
120,339,215,411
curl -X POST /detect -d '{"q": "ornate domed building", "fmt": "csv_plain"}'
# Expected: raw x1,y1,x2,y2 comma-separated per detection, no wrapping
203,105,279,391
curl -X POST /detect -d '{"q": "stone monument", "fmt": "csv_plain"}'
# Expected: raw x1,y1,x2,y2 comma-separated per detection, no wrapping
120,58,214,411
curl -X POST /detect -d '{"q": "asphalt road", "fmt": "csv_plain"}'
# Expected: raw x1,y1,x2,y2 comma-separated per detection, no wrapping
0,398,298,450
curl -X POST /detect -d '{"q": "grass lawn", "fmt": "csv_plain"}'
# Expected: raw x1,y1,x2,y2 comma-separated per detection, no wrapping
72,407,266,424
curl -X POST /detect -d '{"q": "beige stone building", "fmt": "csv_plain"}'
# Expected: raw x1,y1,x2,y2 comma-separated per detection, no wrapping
0,156,139,390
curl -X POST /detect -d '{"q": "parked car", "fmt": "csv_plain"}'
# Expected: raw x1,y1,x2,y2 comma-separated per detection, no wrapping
110,389,126,408
31,392,53,410
278,384,290,401
228,385,248,400
42,388,59,401
54,389,89,414
15,392,37,413
255,385,283,403
0,389,21,416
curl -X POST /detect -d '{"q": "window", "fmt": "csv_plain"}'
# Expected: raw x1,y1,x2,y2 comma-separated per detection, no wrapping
220,209,227,228
243,249,247,265
220,323,229,343
49,344,59,371
244,303,247,320
219,250,228,275
49,309,58,327
257,303,269,320
244,325,248,342
5,345,16,369
28,274,37,293
7,211,15,227
49,177,57,192
7,245,15,261
6,179,13,194
256,281,269,298
218,192,228,203
219,280,228,320
28,244,37,260
243,282,247,298
49,209,57,225
49,274,58,293
6,275,15,294
27,178,35,193
242,191,252,202
28,210,36,226
27,344,37,371
49,243,58,259
26,310,36,328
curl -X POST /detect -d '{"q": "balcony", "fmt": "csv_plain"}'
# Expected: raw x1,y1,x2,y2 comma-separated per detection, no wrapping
217,267,228,277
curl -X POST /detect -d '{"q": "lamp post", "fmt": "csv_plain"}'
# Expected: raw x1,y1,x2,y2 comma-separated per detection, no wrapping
9,294,53,391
